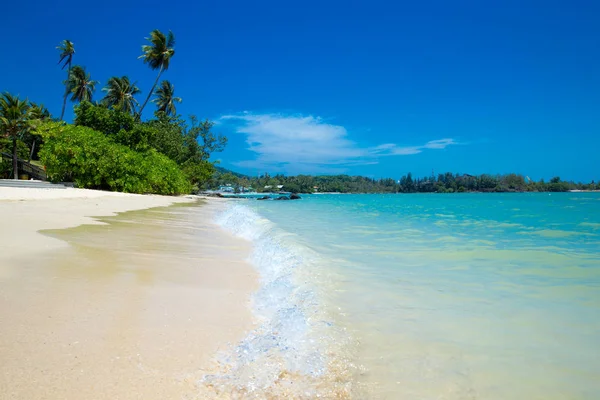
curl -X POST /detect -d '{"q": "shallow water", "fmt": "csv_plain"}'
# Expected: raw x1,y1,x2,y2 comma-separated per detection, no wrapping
212,193,600,399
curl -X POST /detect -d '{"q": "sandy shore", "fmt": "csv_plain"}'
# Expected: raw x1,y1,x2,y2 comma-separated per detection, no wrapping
0,188,257,399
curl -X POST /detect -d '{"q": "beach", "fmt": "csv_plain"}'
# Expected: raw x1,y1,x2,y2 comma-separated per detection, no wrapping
0,188,257,399
2,189,599,399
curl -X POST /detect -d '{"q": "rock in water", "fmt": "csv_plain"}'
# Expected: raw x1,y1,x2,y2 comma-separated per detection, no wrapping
274,196,290,201
290,194,301,200
257,196,270,200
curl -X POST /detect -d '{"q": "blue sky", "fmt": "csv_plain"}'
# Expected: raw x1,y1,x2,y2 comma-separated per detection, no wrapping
2,0,599,181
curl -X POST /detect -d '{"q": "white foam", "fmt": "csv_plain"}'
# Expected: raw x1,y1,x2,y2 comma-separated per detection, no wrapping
200,204,352,397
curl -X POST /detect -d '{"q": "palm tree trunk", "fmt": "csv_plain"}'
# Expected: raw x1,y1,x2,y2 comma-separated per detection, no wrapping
28,139,36,163
60,62,71,120
12,136,18,180
137,65,163,119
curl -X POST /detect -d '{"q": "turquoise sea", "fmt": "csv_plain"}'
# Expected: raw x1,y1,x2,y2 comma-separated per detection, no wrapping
207,193,600,399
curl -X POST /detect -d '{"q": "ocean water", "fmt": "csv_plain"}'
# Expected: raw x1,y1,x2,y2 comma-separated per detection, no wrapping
207,193,600,399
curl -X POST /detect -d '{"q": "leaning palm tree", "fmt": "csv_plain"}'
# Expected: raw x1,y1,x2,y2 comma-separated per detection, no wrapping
152,80,181,116
101,76,141,114
137,29,175,118
67,65,98,103
57,40,75,120
0,93,31,179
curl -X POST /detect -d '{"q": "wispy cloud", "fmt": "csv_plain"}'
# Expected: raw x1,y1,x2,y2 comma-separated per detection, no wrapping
220,113,458,173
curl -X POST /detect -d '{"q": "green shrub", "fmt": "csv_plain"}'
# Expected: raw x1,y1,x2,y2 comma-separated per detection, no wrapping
38,122,191,195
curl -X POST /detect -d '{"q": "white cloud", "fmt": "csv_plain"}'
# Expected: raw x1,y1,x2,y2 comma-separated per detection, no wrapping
220,113,458,173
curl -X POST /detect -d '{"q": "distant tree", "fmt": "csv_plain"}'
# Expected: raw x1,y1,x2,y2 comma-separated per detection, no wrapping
152,80,181,116
67,65,98,104
189,117,227,161
548,176,570,192
137,30,175,118
219,173,239,186
101,76,141,114
478,174,498,191
57,40,75,120
502,173,526,191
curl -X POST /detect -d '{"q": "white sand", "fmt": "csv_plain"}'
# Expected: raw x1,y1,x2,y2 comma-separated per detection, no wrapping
0,187,193,265
0,187,257,399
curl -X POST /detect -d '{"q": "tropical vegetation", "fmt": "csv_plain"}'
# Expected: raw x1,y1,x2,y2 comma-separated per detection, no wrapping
0,29,226,194
213,171,599,194
152,80,181,116
38,122,190,194
66,65,97,103
101,76,141,114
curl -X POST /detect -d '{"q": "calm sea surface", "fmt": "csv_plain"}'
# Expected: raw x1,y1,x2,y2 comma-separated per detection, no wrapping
212,193,600,399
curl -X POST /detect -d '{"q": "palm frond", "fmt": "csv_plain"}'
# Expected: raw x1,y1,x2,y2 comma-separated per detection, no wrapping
139,29,175,71
67,65,98,103
57,40,75,69
151,80,181,116
0,92,33,139
101,76,141,114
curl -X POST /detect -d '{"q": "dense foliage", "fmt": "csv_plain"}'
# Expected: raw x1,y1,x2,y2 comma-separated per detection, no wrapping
38,122,191,194
74,102,226,189
212,171,598,194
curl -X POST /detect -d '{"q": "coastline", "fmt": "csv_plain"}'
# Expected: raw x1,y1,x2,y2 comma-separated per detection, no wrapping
0,188,258,399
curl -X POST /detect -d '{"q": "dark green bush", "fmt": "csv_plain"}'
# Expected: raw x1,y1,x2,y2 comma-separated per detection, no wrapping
38,122,191,195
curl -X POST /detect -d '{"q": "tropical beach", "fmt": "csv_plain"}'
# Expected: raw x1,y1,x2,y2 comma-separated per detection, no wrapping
1,189,599,399
3,1,600,399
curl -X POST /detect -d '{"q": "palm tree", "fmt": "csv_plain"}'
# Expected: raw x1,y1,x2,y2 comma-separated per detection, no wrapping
26,102,51,162
28,102,51,120
101,76,141,114
137,29,175,118
152,80,181,116
57,40,75,120
0,93,31,179
67,65,98,103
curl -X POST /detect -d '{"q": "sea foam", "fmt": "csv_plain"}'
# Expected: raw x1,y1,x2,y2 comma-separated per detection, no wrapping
198,203,356,399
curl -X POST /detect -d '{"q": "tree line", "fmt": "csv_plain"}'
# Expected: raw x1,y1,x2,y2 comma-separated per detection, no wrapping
1,30,225,195
213,171,598,194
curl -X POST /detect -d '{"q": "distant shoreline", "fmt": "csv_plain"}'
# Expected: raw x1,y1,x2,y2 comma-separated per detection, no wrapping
203,190,600,197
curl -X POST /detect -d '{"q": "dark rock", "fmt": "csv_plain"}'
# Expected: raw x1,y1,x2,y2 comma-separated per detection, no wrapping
257,196,270,200
274,196,290,201
289,194,301,200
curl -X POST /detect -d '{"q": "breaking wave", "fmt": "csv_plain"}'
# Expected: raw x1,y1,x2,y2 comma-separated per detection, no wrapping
196,203,361,399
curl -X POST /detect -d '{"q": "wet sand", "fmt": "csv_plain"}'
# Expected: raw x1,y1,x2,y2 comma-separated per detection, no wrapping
0,189,257,399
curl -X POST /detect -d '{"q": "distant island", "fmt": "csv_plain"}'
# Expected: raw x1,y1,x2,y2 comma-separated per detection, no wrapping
212,170,598,194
